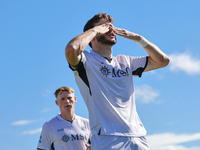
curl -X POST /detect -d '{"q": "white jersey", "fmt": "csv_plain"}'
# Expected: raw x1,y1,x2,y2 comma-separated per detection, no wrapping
37,114,91,150
70,50,148,137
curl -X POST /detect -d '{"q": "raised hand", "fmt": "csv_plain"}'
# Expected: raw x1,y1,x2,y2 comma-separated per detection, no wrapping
112,26,141,42
93,23,111,36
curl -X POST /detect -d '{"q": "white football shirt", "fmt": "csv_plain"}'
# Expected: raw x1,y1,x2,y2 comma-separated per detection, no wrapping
70,50,148,137
37,114,91,150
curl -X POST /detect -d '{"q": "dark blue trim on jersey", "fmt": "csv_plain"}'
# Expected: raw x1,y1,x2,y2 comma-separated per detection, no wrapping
132,56,148,77
69,61,92,96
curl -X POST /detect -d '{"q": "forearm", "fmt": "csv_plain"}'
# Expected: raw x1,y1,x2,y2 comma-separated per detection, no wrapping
144,41,169,65
113,27,142,42
137,37,170,71
65,29,97,66
68,29,96,52
114,27,170,70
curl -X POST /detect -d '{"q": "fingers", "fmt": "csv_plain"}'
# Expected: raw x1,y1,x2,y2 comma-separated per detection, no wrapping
95,23,115,35
95,25,109,35
85,144,91,150
111,26,121,35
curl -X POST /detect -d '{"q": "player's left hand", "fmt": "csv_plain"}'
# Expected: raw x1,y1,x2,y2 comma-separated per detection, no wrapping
112,26,141,42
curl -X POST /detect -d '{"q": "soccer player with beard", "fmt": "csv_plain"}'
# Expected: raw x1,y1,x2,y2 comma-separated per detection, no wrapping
65,13,170,150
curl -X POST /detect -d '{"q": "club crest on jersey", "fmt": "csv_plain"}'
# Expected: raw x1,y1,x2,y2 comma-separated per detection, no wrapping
100,66,111,77
62,134,70,143
100,65,129,78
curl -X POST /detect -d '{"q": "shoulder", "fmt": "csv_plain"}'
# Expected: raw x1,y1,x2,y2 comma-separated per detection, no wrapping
75,115,89,124
116,55,147,62
83,50,99,58
116,54,137,59
115,54,130,63
43,116,59,127
83,50,90,56
76,115,89,121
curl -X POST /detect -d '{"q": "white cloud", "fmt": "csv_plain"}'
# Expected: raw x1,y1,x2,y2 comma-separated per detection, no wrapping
147,132,200,150
41,89,52,97
22,128,42,135
135,84,160,103
39,107,57,113
11,119,42,126
169,52,200,75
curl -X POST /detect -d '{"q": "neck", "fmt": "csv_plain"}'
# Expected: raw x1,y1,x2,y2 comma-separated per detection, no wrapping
60,112,75,121
93,44,113,60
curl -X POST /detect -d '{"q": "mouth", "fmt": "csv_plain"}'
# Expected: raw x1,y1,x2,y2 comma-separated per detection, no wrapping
65,105,72,108
107,31,115,38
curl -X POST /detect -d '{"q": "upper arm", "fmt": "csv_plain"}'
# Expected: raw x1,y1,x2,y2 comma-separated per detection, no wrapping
65,43,82,67
143,42,170,72
144,56,168,72
65,29,96,67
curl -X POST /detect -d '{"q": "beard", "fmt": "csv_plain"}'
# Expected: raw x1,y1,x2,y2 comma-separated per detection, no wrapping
96,34,117,46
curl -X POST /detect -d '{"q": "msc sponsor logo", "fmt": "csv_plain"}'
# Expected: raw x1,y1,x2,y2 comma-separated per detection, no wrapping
61,134,88,143
100,65,129,78
112,67,129,77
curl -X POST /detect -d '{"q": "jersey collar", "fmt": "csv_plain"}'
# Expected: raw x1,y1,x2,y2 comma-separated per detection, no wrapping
56,114,77,122
90,50,113,62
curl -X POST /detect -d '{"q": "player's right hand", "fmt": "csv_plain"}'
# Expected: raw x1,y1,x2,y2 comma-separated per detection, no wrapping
93,23,111,36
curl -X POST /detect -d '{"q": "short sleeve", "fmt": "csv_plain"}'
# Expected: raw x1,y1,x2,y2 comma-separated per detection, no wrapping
37,123,52,150
128,56,148,77
68,52,86,71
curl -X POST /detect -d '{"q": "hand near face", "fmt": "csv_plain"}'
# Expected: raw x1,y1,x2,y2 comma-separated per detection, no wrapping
93,23,111,36
112,26,141,42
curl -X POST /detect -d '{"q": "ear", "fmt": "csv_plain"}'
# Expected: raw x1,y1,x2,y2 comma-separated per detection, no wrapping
74,97,77,103
55,100,58,106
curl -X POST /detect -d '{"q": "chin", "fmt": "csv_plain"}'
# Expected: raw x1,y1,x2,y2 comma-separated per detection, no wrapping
97,35,117,46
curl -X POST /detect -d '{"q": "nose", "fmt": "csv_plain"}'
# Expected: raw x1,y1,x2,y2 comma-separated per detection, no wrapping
65,98,73,103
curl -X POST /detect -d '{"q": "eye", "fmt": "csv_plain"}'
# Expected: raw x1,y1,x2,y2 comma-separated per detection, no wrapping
67,97,73,101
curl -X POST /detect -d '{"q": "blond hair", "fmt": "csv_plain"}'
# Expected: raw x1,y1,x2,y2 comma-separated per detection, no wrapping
54,87,75,98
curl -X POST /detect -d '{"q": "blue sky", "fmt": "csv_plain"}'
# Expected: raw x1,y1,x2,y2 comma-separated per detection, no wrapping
1,0,200,150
